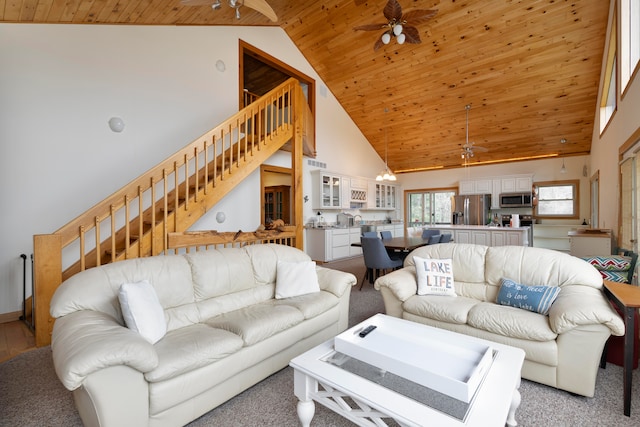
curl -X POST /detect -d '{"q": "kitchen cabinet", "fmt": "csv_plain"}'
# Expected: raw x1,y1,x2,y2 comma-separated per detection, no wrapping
569,229,613,257
491,230,528,247
263,185,290,224
460,175,533,206
365,182,398,210
427,225,528,247
312,171,343,209
459,178,492,195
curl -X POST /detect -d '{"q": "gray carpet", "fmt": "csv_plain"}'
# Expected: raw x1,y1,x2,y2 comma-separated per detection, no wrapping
1,256,640,426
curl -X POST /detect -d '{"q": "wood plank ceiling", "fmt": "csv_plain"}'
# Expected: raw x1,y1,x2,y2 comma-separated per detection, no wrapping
2,0,609,173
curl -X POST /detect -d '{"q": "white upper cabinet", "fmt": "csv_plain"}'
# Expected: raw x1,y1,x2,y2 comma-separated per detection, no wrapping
312,170,343,209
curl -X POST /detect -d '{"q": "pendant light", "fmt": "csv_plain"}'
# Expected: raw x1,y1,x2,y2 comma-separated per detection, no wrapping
376,108,397,181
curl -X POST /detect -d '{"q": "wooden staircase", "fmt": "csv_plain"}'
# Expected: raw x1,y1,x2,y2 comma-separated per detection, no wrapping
32,78,312,346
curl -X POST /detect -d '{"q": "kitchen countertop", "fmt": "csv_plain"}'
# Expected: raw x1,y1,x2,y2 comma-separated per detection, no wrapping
426,225,531,231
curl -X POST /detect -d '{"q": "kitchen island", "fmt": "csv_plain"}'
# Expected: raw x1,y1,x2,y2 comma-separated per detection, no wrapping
424,225,530,247
306,222,404,262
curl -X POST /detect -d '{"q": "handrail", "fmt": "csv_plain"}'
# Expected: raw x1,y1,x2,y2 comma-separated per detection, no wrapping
33,77,308,346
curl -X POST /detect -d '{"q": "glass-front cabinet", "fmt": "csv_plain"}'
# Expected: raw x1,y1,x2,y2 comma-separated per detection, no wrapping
312,171,343,209
371,183,397,209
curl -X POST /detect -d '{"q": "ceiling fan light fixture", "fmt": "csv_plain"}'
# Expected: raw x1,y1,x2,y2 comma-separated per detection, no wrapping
393,24,403,36
235,6,241,19
381,33,391,44
396,33,406,44
212,0,221,10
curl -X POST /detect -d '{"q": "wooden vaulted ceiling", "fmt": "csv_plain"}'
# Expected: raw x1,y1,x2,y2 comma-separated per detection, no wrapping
2,0,610,173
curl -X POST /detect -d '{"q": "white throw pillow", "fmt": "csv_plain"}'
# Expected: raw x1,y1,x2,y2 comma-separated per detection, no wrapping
118,280,166,344
275,260,320,299
413,256,457,297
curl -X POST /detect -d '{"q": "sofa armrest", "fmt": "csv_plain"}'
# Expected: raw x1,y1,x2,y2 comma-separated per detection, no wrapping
548,285,625,336
316,266,357,297
373,267,418,302
52,310,158,391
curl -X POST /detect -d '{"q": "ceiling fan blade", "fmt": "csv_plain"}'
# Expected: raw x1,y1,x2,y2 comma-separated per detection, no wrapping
181,0,215,5
244,0,278,22
353,23,388,31
373,37,385,51
474,146,489,152
383,0,403,22
402,9,438,25
402,26,421,44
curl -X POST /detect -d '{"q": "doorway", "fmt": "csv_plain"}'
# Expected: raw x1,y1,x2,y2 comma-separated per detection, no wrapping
260,165,292,225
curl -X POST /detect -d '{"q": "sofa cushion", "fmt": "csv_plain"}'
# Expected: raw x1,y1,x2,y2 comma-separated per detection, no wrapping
118,280,167,344
273,290,339,320
275,260,320,299
186,249,257,300
206,303,304,346
413,256,456,296
467,302,558,342
402,295,479,324
406,244,488,285
485,246,603,290
496,278,560,315
145,324,244,382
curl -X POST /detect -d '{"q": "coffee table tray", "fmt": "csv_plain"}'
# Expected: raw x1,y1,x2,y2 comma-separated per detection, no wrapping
334,314,493,403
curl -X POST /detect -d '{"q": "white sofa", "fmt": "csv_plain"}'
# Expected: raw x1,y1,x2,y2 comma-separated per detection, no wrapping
374,243,624,397
50,244,355,427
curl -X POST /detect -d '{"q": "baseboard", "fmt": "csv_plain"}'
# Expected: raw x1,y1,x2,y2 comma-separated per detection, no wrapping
0,310,22,323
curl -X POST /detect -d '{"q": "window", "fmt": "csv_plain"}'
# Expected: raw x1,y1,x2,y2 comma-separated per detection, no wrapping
600,7,617,133
534,181,579,219
620,0,640,93
407,189,456,226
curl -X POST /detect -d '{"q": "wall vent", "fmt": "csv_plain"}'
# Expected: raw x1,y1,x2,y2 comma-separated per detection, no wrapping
307,159,326,169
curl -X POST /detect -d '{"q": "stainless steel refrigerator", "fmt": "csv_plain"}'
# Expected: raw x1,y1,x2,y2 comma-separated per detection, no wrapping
451,194,491,225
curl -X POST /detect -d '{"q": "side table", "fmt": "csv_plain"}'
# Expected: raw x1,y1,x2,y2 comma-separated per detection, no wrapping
602,279,640,416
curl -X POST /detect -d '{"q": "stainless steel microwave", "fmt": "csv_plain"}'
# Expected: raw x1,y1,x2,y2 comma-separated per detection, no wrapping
499,192,533,208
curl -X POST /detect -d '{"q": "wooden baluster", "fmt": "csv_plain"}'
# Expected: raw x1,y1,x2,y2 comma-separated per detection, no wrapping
150,177,156,256
173,162,179,254
138,186,143,257
163,169,168,255
79,225,86,271
110,205,116,263
193,146,199,202
204,139,209,195
125,195,130,259
95,216,101,267
183,154,189,210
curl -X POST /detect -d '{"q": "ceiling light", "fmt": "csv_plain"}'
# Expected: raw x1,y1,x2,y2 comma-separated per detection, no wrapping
560,159,567,174
376,108,396,182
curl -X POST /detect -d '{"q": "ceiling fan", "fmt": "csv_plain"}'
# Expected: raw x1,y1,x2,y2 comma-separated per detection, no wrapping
353,0,437,51
461,105,488,160
181,0,278,22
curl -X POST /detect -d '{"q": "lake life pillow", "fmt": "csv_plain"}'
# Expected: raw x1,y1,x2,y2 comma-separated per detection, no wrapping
496,278,561,315
118,280,166,344
275,260,320,299
413,256,456,296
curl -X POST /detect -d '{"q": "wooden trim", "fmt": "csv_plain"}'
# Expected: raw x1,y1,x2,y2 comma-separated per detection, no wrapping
0,311,22,323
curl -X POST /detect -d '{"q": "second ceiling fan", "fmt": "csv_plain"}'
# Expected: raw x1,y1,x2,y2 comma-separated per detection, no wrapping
461,104,488,161
181,0,278,22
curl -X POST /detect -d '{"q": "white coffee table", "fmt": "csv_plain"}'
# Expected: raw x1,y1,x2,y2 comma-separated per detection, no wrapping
290,314,525,427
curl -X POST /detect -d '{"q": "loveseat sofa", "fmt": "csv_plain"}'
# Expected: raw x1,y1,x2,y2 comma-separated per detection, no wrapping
50,244,355,427
374,243,624,397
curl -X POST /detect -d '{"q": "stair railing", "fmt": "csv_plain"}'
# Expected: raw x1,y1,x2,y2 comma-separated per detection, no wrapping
33,77,311,346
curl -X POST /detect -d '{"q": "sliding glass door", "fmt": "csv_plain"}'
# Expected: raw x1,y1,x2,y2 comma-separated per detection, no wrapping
407,190,456,227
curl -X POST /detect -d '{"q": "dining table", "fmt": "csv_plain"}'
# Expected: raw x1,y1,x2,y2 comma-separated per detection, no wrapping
351,236,431,251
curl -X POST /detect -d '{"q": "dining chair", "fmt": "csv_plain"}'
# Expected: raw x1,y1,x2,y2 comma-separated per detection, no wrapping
421,229,440,239
439,233,452,243
359,237,403,290
362,231,378,237
380,230,393,240
428,234,441,245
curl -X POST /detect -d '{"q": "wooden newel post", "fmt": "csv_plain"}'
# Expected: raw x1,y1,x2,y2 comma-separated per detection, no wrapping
33,234,62,347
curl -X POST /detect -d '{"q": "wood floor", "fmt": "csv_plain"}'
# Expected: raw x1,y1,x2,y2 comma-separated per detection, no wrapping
0,320,36,363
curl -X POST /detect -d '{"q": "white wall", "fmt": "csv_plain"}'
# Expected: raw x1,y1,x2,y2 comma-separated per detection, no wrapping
0,24,386,316
590,0,640,234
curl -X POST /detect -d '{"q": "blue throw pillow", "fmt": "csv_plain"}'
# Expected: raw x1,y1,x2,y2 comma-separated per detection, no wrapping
496,278,561,315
